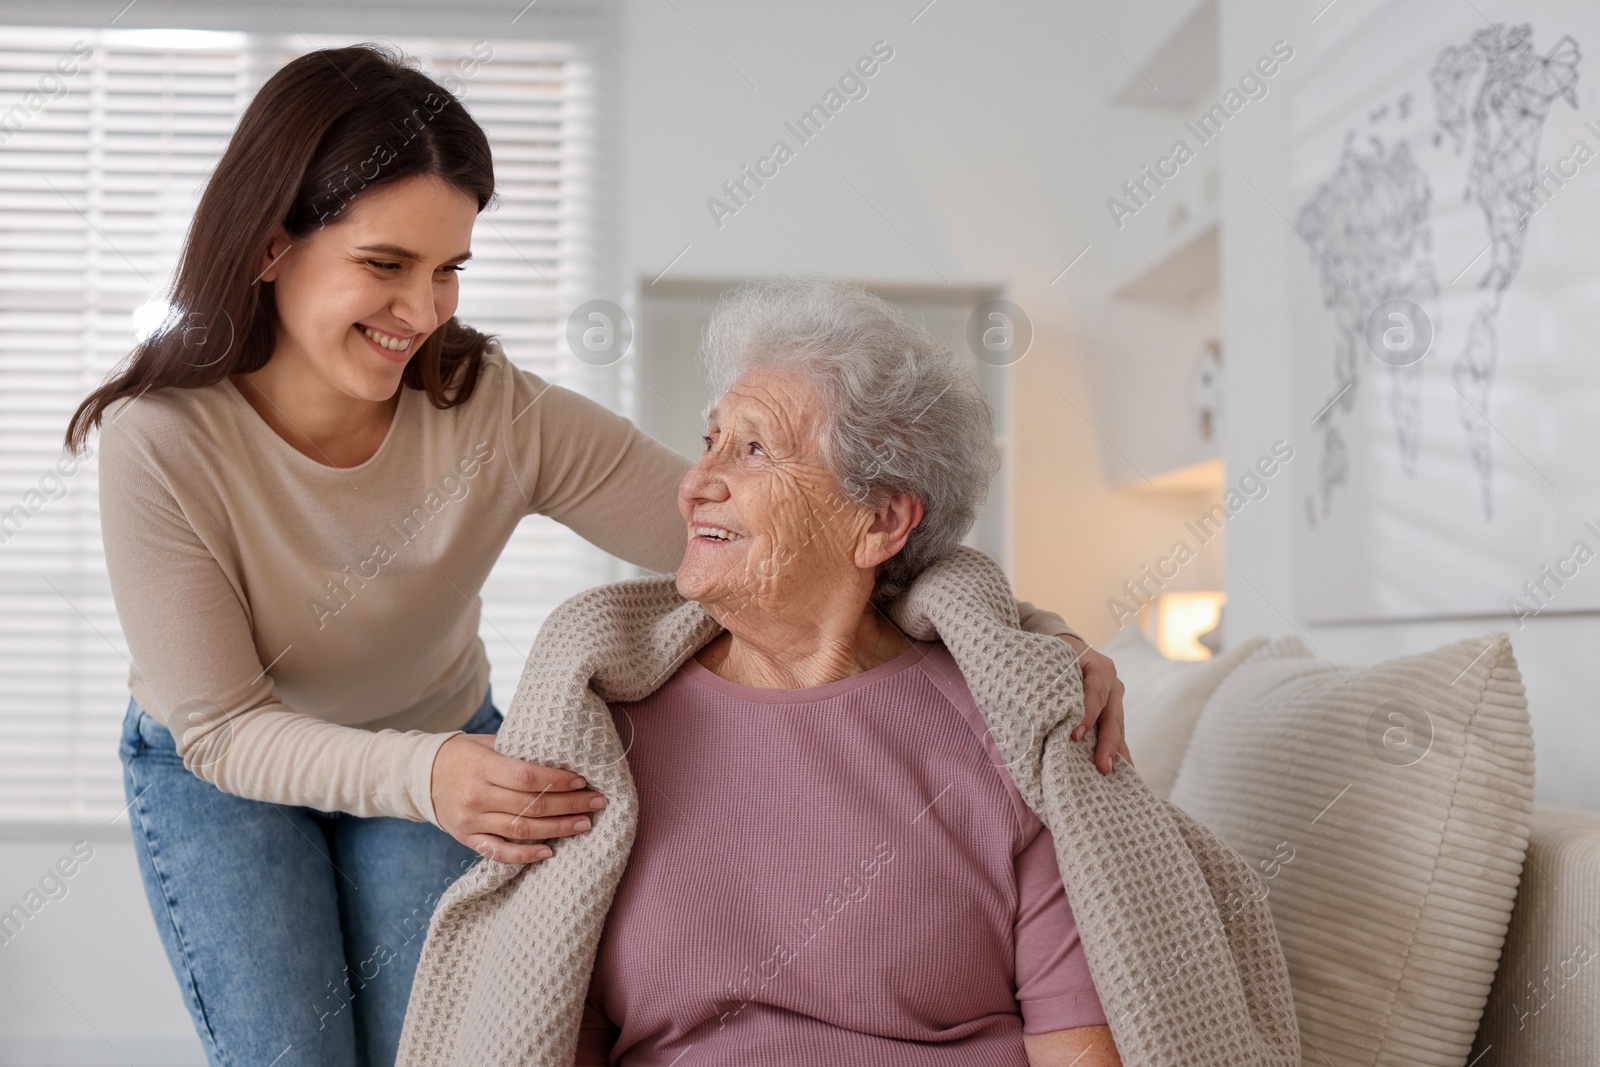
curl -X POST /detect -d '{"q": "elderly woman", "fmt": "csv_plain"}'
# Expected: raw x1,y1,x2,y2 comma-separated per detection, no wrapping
574,279,1123,1066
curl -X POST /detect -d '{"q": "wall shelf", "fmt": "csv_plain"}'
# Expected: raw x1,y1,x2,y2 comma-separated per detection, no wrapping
1118,456,1225,494
1113,221,1219,303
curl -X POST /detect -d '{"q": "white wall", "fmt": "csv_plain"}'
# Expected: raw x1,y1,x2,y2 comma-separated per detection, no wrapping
0,835,204,1065
1218,0,1598,812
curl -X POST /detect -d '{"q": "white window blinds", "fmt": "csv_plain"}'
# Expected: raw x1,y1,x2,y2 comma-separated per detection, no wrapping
0,26,616,824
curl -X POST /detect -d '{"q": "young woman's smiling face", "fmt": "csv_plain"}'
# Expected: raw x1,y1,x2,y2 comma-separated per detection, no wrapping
258,174,478,402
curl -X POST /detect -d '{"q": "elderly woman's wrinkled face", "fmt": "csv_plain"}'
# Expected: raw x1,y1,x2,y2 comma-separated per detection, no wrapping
676,366,876,623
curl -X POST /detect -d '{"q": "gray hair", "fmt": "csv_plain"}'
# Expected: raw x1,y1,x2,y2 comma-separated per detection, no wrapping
699,277,999,606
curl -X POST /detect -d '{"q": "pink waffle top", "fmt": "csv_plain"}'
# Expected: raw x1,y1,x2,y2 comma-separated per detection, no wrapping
576,639,1107,1065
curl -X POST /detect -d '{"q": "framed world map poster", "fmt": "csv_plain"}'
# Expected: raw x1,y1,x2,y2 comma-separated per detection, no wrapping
1289,0,1600,621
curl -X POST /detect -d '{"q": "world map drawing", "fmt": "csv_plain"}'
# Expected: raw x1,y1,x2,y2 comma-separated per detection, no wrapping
1296,23,1581,522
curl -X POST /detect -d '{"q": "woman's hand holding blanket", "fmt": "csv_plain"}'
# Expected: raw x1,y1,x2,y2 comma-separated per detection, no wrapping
1060,634,1132,776
430,733,608,864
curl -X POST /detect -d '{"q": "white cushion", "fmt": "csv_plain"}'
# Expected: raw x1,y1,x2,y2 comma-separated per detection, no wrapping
1099,625,1184,688
1169,633,1535,1067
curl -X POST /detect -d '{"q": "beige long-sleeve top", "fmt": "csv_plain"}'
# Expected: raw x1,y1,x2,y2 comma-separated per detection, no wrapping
98,341,1078,826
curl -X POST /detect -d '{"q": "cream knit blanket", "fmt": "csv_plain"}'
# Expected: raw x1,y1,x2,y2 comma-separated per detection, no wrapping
397,547,1299,1066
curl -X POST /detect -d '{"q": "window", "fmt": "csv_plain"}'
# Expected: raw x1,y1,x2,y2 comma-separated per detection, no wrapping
0,24,617,824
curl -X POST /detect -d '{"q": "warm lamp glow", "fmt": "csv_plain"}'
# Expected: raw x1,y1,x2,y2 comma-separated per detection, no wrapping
1156,591,1225,660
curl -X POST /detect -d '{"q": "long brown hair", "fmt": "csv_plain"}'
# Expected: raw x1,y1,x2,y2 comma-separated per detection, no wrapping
64,43,496,454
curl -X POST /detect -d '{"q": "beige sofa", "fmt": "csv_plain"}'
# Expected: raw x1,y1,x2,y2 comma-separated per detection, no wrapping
1107,627,1600,1067
1473,805,1600,1065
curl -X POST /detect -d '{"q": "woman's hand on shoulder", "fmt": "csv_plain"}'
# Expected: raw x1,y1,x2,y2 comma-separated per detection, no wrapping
430,733,609,864
1059,635,1132,776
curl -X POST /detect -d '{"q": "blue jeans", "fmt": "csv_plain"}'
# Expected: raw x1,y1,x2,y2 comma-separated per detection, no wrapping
118,685,502,1067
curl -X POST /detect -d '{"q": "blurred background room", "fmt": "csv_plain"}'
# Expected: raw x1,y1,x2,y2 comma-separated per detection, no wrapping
1,0,1597,1062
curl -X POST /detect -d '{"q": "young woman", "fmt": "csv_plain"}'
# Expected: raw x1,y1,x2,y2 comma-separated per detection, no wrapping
64,44,1128,1067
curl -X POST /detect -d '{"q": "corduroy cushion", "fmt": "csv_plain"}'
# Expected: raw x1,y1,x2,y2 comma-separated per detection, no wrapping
1168,633,1534,1067
1106,628,1269,800
1099,626,1182,687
